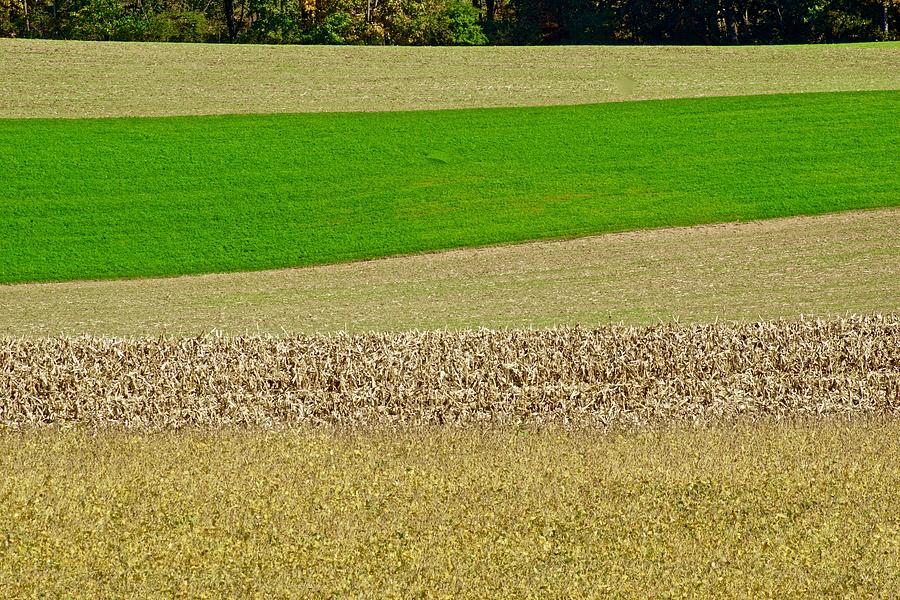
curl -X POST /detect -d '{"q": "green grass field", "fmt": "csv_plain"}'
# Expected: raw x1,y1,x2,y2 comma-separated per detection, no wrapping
3,90,898,283
2,210,897,336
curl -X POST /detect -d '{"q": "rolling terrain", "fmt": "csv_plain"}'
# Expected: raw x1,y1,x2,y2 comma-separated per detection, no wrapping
1,209,897,336
3,39,898,118
2,91,898,283
1,39,899,597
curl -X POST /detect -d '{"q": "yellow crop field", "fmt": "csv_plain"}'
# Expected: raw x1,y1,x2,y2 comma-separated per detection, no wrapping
1,421,898,597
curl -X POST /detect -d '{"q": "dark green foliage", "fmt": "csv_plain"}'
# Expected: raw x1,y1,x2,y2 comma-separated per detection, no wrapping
431,1,489,45
305,11,354,44
1,91,898,284
145,10,208,42
509,0,613,43
1,0,213,41
1,0,896,43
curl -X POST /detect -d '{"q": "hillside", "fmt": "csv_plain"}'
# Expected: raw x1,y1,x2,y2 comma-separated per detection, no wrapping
3,91,897,284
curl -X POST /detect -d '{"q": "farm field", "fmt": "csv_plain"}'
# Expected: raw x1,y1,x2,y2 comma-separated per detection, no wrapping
2,39,898,119
2,91,899,283
1,208,897,336
3,316,896,429
1,421,898,597
2,39,899,597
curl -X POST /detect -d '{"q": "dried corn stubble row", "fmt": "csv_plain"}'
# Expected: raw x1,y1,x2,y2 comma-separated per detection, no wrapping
1,316,897,429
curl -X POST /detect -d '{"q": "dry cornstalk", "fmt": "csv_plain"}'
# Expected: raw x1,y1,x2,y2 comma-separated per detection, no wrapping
1,316,897,429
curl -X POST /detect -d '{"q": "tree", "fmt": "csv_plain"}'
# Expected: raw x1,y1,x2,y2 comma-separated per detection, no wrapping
426,0,486,44
224,0,236,39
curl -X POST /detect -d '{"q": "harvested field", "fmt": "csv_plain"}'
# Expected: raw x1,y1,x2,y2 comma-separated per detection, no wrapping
2,316,897,429
2,40,898,119
2,209,897,337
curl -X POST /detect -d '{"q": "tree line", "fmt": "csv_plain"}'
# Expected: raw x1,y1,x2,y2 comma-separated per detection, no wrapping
2,0,896,44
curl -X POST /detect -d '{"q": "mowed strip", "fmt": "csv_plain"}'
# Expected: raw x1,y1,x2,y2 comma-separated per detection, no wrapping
3,91,898,283
1,40,898,119
1,422,898,597
2,209,896,337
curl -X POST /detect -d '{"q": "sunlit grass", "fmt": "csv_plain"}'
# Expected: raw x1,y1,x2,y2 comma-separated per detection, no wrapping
2,91,898,283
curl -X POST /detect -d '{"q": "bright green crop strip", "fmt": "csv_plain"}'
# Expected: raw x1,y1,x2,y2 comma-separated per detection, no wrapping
1,91,897,284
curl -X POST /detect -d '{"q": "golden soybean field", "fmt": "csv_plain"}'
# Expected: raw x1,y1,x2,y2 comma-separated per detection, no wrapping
2,422,899,597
